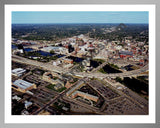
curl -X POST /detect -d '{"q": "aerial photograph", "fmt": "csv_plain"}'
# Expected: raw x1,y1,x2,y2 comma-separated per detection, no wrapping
11,11,149,115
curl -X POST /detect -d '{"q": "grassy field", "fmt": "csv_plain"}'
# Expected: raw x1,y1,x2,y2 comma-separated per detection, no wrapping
46,84,56,90
46,84,66,92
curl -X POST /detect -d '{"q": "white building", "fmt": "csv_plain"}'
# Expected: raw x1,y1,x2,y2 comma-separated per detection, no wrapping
79,44,88,51
115,45,122,50
41,46,65,54
12,68,26,77
21,110,29,115
12,95,21,101
24,101,32,109
12,79,37,93
53,60,61,66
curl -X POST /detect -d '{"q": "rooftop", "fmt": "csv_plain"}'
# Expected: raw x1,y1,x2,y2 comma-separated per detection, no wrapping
13,79,34,90
12,68,26,74
72,91,99,99
119,51,133,56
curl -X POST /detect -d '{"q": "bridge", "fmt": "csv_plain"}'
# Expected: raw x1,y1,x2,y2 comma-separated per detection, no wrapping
12,55,65,74
73,64,148,78
91,61,108,73
12,55,148,79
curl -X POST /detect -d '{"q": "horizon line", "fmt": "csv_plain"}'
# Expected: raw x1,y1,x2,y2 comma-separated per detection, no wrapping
12,23,149,24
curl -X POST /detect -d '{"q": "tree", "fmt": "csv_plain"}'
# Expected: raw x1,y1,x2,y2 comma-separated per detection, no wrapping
50,50,55,54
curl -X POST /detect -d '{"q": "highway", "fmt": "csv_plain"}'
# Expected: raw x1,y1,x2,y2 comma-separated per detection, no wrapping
91,60,109,73
12,55,149,115
31,78,82,115
12,55,66,73
12,55,148,79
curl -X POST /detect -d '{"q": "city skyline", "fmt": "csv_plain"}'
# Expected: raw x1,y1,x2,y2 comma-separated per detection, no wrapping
12,11,148,24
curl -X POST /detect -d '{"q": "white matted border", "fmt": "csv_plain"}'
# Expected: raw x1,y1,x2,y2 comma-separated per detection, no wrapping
5,5,155,123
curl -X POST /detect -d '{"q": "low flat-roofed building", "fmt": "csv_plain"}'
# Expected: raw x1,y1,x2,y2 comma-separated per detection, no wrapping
12,79,36,93
21,110,29,115
12,95,21,101
54,83,63,90
65,81,73,89
71,91,99,102
63,58,73,64
43,72,64,86
12,68,26,77
62,106,69,111
119,51,133,59
24,101,33,109
66,81,84,96
41,46,64,53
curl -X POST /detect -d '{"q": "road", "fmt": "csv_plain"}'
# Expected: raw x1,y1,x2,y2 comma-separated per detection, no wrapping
91,60,108,73
12,55,149,115
31,79,81,115
12,55,66,73
12,54,148,79
74,64,148,78
61,96,104,114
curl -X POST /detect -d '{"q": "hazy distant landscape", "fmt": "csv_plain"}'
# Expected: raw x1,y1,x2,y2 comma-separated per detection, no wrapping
12,23,148,42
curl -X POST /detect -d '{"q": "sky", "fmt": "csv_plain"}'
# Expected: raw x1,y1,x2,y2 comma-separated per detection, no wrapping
12,11,148,24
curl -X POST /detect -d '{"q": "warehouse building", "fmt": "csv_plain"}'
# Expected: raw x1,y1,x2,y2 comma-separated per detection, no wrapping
119,51,133,59
71,91,99,102
63,58,73,64
12,68,26,77
66,81,84,96
43,72,64,86
12,79,37,93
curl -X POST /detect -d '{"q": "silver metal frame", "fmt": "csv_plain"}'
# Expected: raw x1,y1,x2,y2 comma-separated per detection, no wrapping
0,0,159,127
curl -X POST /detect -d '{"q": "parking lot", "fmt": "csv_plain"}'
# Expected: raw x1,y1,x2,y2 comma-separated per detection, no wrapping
88,80,120,100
